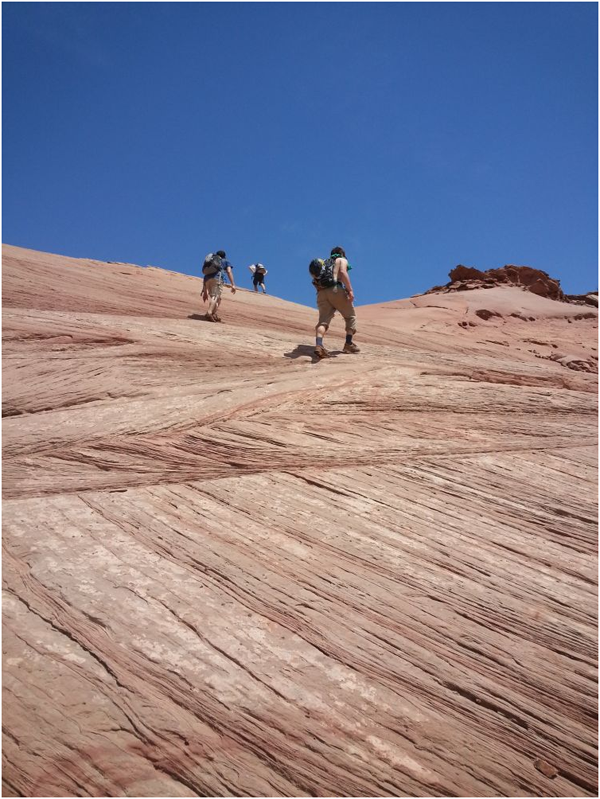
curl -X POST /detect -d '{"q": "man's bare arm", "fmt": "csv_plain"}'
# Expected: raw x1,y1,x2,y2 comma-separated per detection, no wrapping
337,258,354,302
226,267,237,292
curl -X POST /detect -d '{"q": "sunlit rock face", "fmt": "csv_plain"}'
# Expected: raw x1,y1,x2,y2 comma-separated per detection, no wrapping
425,262,596,304
3,244,597,797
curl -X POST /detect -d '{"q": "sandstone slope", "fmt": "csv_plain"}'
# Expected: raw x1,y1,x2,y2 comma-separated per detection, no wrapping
2,244,598,797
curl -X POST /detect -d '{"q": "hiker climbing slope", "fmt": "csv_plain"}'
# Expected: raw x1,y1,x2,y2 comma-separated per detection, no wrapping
249,263,268,294
309,246,359,359
202,250,236,322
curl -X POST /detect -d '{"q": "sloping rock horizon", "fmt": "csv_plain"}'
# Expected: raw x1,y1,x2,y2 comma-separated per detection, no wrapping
3,244,598,797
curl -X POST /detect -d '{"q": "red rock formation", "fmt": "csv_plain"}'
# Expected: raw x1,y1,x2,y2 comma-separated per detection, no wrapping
428,264,566,301
566,293,599,307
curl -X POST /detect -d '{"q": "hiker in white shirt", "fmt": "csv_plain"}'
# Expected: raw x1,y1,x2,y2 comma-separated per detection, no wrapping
249,263,268,294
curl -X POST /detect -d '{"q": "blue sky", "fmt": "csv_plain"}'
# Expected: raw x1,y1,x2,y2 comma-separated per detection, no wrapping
3,2,597,306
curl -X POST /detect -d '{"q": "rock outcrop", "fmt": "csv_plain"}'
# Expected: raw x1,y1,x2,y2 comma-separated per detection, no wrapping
3,245,598,798
426,264,569,301
565,293,599,307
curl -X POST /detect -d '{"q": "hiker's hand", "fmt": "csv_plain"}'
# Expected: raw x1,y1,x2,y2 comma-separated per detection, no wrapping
348,290,355,302
231,286,237,294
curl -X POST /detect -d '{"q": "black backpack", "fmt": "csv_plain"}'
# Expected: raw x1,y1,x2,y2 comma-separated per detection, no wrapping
254,263,266,274
202,253,223,277
308,256,336,288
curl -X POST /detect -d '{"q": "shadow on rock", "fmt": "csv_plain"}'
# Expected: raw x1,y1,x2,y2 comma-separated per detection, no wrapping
283,344,342,363
188,313,213,322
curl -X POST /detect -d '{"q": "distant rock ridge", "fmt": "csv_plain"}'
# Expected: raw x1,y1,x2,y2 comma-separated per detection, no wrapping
425,264,597,306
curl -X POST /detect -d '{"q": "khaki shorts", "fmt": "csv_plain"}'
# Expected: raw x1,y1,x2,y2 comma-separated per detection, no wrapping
316,286,357,334
205,278,222,300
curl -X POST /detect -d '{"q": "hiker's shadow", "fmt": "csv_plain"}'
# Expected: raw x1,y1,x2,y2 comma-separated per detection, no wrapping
283,344,342,363
188,313,210,322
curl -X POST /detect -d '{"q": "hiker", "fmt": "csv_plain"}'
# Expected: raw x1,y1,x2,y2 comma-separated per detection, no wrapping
249,263,268,293
201,250,236,322
309,246,359,358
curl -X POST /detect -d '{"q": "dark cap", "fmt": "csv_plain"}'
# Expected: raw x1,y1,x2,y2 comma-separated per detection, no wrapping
216,250,226,258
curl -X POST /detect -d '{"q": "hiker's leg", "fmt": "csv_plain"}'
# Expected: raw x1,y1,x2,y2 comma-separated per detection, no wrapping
314,323,330,357
206,279,221,317
344,314,357,338
315,289,336,352
331,288,357,338
329,288,359,351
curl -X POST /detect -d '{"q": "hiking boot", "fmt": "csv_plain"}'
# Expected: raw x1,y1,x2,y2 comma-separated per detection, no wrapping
205,313,218,322
314,344,331,359
213,314,224,323
343,342,361,354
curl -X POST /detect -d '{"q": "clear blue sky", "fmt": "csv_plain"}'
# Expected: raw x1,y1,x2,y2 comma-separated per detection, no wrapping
3,2,598,306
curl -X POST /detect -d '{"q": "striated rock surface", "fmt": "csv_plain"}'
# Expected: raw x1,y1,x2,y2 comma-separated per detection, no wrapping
3,244,598,797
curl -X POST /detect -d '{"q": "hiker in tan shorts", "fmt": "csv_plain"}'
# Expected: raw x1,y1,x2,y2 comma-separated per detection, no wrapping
311,246,359,359
201,250,237,322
